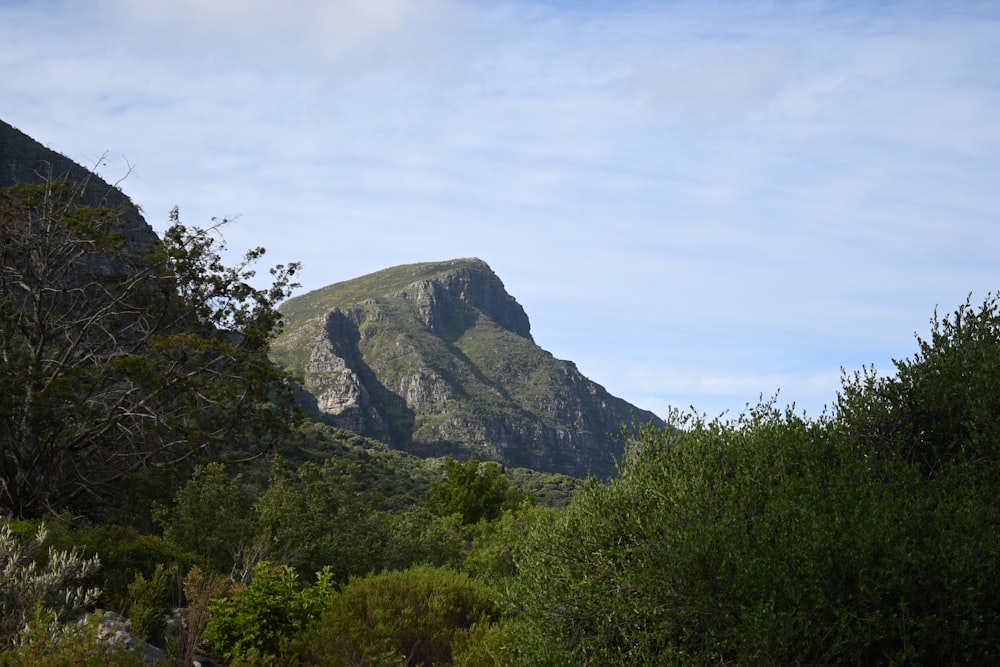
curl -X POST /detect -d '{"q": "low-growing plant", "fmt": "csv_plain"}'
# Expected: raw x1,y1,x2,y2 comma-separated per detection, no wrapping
451,619,573,667
46,522,199,612
125,563,176,645
176,565,232,666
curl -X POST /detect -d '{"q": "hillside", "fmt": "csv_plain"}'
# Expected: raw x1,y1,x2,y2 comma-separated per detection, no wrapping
271,258,664,478
0,119,158,253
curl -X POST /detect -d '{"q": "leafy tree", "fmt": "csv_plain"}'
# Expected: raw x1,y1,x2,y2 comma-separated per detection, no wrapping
508,397,1000,665
838,292,1000,477
0,179,300,519
255,457,382,580
154,462,258,573
426,456,528,525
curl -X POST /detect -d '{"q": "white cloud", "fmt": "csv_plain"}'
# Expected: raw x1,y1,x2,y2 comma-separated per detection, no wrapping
97,0,477,70
3,0,1000,419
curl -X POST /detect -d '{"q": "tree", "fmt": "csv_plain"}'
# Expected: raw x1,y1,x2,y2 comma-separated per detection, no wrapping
838,292,1000,476
153,462,258,572
510,403,1000,664
0,178,300,519
426,455,527,525
255,456,381,580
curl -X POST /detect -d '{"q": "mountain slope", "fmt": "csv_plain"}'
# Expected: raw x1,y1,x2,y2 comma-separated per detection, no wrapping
272,258,663,478
0,119,158,253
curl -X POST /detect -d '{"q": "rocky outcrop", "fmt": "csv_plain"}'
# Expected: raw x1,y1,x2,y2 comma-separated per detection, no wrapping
272,259,664,478
96,612,168,663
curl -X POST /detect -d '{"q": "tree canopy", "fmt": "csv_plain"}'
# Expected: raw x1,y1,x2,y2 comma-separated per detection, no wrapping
0,179,300,519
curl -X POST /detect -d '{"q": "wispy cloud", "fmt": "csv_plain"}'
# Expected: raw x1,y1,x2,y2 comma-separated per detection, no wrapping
3,0,999,418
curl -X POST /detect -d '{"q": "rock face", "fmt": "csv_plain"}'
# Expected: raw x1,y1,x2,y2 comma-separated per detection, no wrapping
272,258,664,478
0,118,159,253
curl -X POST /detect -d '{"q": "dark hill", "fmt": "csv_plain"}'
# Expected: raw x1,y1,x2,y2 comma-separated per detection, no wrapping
272,258,664,478
0,118,158,252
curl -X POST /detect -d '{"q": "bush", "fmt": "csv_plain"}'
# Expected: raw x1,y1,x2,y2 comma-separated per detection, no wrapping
838,292,1000,476
203,562,334,665
426,456,527,525
509,391,1000,665
0,522,101,647
509,407,913,664
451,619,572,667
47,523,197,612
291,565,499,666
124,563,175,645
0,611,164,666
255,457,382,581
378,508,468,573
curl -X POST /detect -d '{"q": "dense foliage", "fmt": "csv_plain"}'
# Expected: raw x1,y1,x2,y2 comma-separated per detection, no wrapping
426,456,529,525
499,293,1000,665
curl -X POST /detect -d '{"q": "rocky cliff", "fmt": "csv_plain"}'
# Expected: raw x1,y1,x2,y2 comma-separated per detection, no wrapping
272,259,664,478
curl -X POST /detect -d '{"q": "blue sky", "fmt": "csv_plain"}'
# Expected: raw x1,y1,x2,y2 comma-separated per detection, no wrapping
2,0,999,419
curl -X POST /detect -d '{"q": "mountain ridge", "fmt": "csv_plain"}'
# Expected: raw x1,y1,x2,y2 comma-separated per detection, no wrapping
273,258,664,478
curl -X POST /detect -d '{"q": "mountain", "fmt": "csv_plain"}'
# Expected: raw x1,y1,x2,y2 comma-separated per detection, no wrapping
271,258,664,478
0,118,158,253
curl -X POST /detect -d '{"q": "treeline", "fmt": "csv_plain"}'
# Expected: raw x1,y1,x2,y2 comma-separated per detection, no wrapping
2,181,999,664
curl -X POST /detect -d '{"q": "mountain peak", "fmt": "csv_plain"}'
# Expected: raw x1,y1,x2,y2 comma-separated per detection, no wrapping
273,259,663,478
281,258,532,341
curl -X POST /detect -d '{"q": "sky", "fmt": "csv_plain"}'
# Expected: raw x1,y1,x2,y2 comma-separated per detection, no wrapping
2,0,999,420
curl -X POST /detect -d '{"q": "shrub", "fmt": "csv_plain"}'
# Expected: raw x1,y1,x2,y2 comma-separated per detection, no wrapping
203,562,334,665
0,522,101,647
255,457,382,581
124,563,175,645
47,523,197,613
451,619,573,667
175,565,232,666
292,565,499,666
378,508,468,573
0,611,163,666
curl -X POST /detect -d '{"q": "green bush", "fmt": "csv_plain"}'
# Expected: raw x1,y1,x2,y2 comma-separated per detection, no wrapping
124,563,175,645
203,562,334,665
509,406,912,664
426,456,527,525
378,507,468,572
451,619,572,667
291,565,499,666
464,504,553,587
255,457,382,581
47,523,197,612
838,292,1000,476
